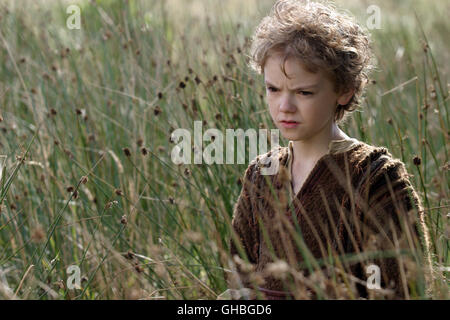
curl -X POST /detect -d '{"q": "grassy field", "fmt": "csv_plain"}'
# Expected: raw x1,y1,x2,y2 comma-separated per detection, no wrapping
0,0,448,299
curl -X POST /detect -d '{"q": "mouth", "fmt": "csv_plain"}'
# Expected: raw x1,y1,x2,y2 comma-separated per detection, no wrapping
280,120,300,128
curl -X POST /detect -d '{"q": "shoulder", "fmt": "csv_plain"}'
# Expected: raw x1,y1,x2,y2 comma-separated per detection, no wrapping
351,142,412,178
352,142,418,205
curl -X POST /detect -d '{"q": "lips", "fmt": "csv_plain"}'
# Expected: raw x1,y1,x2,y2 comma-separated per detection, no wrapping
280,120,300,124
279,120,300,128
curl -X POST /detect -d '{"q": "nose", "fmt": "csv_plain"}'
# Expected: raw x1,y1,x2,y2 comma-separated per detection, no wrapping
279,92,297,113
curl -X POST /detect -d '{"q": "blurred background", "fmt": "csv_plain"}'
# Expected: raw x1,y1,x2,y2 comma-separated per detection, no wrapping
0,0,448,299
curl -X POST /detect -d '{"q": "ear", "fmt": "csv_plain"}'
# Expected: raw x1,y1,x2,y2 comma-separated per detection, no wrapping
337,87,355,106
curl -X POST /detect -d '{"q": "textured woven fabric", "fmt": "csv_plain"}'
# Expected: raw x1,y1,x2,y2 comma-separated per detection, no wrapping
286,138,361,202
228,139,429,299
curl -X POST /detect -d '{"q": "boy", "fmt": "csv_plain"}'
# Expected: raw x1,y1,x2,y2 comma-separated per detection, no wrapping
227,0,432,299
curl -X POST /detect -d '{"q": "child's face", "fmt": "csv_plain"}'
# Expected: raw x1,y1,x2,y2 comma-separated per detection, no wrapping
264,52,352,142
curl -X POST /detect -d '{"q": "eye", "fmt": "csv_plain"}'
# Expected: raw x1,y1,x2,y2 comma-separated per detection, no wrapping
266,86,278,93
297,90,313,96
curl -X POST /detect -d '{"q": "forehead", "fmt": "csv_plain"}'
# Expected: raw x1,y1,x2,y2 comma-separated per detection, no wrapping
264,53,323,83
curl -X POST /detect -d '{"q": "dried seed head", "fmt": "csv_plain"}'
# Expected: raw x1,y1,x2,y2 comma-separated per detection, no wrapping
413,156,421,166
184,168,190,176
168,197,174,205
66,186,74,193
157,92,163,99
154,106,161,116
232,255,254,273
179,81,186,89
134,263,143,273
15,155,26,163
120,215,128,225
125,250,134,260
72,190,79,199
19,57,26,63
442,161,450,172
104,201,114,210
137,138,144,147
215,113,222,120
80,176,88,184
115,189,123,196
141,147,148,156
123,147,131,157
265,260,289,280
194,76,201,85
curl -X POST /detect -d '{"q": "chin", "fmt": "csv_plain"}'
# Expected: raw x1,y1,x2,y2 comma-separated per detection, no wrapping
281,131,304,141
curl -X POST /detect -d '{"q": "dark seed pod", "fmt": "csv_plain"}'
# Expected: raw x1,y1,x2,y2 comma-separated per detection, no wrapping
123,148,131,157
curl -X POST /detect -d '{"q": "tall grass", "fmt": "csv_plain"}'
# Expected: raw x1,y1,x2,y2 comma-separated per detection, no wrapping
0,0,447,299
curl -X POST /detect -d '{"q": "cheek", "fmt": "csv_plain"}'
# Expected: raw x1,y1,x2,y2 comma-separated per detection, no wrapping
266,96,278,117
301,96,334,122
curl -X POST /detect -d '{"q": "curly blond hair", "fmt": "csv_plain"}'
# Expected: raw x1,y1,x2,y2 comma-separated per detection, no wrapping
248,0,374,124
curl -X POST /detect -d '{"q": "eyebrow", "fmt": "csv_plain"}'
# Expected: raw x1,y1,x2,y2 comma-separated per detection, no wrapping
264,81,319,91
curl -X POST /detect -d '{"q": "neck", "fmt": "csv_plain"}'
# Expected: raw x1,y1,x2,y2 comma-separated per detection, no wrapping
291,122,348,166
